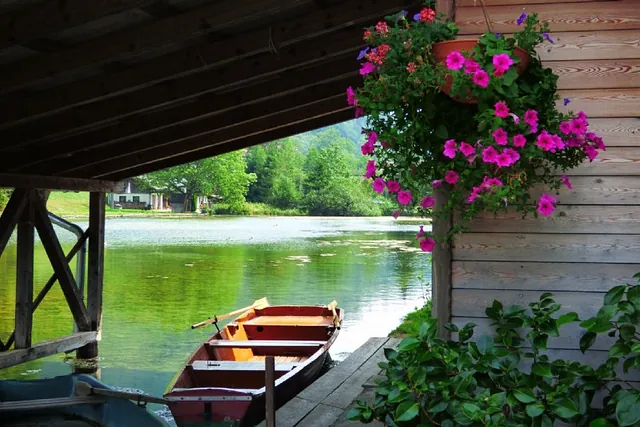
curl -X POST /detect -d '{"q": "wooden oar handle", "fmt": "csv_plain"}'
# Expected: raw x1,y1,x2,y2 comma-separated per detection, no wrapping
191,298,269,329
75,381,170,405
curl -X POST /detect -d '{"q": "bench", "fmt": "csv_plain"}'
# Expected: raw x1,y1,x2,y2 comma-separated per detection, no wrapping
191,360,301,372
206,340,325,349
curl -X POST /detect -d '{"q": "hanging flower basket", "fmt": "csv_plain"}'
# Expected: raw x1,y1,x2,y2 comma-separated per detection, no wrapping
432,39,532,104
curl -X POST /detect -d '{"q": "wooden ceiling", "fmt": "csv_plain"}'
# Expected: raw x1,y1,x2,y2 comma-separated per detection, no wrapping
0,0,421,182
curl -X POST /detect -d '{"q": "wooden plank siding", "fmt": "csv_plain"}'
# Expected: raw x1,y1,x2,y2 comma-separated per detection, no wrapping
448,0,640,368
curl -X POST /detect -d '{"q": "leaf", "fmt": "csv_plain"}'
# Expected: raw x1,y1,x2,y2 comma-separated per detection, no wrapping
477,334,494,355
429,401,449,413
462,403,481,418
384,348,399,361
488,392,506,408
596,305,617,322
552,397,579,419
444,323,459,332
616,393,640,426
396,402,420,422
628,286,640,306
557,312,579,326
623,356,637,374
526,403,545,418
580,332,597,353
398,337,420,351
609,343,631,358
605,285,627,306
513,388,537,404
346,408,362,421
589,418,615,427
531,362,553,378
454,372,474,395
435,124,448,140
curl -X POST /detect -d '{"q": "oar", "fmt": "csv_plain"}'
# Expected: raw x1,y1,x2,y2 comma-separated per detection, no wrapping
75,381,170,405
327,300,341,328
191,297,269,329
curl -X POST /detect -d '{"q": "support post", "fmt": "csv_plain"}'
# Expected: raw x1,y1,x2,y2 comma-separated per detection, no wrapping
436,0,455,20
14,190,35,349
432,191,453,339
77,192,105,360
0,188,27,256
265,355,276,427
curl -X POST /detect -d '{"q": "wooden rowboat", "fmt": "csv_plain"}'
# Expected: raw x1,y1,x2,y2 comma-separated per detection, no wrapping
164,299,343,427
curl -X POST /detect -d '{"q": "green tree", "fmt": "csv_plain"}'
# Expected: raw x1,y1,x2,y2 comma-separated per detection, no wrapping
135,151,255,212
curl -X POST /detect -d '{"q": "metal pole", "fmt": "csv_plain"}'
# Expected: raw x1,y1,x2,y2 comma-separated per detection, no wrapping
265,356,276,427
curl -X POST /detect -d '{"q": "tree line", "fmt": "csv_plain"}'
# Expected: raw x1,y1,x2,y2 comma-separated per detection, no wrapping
135,122,397,216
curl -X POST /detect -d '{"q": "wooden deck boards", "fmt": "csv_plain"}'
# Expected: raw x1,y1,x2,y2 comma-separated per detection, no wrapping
256,336,399,427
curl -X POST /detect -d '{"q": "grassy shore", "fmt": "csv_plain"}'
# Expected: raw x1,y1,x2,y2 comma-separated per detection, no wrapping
389,299,432,338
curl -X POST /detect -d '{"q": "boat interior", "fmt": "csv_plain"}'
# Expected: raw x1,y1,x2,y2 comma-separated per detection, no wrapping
173,305,341,390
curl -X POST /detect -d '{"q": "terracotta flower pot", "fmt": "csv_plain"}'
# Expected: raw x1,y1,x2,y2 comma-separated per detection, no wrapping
432,39,532,104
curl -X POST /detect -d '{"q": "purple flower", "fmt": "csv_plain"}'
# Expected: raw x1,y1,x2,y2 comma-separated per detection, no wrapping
517,11,527,26
563,97,571,106
357,47,370,60
495,33,502,39
543,32,555,44
413,13,421,21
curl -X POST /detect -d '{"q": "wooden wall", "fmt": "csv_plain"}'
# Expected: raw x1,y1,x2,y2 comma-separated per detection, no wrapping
450,0,640,371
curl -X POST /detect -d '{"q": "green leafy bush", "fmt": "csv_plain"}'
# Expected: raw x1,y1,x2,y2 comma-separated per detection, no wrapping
349,273,640,426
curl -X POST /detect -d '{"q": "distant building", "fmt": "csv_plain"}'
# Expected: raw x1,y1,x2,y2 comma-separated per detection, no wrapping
107,181,169,210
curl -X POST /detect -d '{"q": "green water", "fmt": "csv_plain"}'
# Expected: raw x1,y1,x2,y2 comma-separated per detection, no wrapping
0,216,430,422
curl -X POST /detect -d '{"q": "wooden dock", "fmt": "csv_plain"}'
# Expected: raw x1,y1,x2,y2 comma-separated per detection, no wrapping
258,336,400,427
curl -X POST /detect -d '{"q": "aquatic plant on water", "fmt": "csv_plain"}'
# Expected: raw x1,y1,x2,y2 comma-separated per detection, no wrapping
348,274,640,426
347,1,606,250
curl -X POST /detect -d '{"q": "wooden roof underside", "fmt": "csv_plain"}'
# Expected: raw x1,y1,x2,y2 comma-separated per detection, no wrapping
0,0,420,181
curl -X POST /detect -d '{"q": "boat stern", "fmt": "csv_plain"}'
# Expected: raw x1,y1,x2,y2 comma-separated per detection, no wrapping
164,387,254,427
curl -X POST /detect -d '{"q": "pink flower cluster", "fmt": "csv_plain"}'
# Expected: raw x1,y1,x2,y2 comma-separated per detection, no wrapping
467,176,504,203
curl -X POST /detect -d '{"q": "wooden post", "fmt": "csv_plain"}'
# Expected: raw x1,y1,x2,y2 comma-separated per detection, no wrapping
77,192,105,360
14,190,34,349
265,355,276,427
432,191,453,339
436,0,455,20
0,188,27,257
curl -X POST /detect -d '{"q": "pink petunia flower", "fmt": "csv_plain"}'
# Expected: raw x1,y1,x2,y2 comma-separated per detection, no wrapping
552,135,566,151
416,225,425,239
577,111,588,121
504,148,520,164
459,141,475,157
592,136,606,151
496,152,512,167
524,110,539,128
364,160,376,179
537,193,557,217
472,70,489,88
360,62,376,75
444,170,459,185
493,68,505,78
419,237,436,252
464,59,480,74
467,186,482,203
492,53,514,73
509,113,520,124
361,141,374,155
355,107,365,118
559,121,572,135
443,139,457,159
570,118,587,135
398,190,413,205
432,179,443,189
483,177,503,188
346,86,357,106
584,145,598,161
513,134,526,148
536,131,555,151
561,174,573,190
372,178,386,194
492,128,509,146
482,146,499,163
386,180,401,193
367,131,378,144
494,101,509,118
392,209,400,219
445,51,465,70
420,196,435,209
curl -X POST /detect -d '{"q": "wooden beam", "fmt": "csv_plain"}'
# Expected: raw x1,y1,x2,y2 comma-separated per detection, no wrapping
82,94,353,179
101,107,355,180
436,0,454,20
46,73,358,176
0,331,97,369
77,193,105,360
432,191,452,339
10,59,359,173
0,0,419,126
0,26,366,149
0,0,310,92
4,231,90,352
0,0,156,50
0,173,122,192
32,193,91,331
0,188,27,256
14,190,35,349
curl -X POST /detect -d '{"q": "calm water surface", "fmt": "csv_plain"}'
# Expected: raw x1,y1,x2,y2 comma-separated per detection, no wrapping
0,216,431,422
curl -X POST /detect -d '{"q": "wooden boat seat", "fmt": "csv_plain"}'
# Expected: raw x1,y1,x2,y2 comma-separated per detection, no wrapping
190,360,300,372
206,340,325,348
243,316,332,326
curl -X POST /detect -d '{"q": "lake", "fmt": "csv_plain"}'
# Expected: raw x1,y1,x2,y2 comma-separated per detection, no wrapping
0,216,431,422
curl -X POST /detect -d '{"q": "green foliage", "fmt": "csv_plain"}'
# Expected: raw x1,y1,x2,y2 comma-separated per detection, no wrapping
0,189,12,211
390,299,433,337
349,274,640,426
